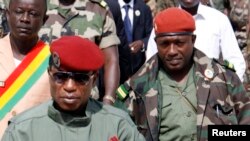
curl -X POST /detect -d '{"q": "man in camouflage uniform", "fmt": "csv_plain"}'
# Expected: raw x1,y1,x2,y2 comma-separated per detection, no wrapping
145,0,178,17
154,0,178,16
228,0,250,91
39,0,120,105
115,8,250,141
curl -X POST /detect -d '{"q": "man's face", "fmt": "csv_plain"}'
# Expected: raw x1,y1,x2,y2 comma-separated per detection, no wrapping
6,0,47,40
156,35,195,72
179,0,200,8
48,66,96,112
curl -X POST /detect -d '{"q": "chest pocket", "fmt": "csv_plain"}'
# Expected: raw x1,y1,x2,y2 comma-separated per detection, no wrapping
63,12,104,43
207,82,238,124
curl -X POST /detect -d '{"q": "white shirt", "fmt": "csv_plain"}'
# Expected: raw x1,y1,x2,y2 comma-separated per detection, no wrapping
118,0,134,27
14,58,21,67
146,3,246,81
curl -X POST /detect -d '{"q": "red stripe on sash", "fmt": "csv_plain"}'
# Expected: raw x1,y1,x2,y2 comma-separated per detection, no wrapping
0,41,46,96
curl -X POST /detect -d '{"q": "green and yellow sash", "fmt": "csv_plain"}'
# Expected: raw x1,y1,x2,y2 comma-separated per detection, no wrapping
0,41,50,120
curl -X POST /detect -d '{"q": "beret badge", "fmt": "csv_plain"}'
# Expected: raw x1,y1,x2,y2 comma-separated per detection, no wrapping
52,52,60,68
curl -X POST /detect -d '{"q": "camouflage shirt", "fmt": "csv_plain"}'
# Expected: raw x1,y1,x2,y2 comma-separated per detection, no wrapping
115,49,250,141
154,0,178,16
39,0,120,48
229,0,250,49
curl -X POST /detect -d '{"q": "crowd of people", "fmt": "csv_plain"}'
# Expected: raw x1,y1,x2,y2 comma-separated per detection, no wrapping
0,0,250,141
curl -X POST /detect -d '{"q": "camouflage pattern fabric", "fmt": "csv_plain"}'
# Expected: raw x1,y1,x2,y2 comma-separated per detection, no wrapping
145,0,156,17
39,0,120,49
0,0,8,38
229,0,249,49
211,0,227,12
154,0,178,16
115,49,250,141
39,0,120,99
228,0,250,89
201,0,230,13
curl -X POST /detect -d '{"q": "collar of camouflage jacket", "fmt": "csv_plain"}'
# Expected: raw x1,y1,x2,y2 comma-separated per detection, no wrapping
128,48,217,95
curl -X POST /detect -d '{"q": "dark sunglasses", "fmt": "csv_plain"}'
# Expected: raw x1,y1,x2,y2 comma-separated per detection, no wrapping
49,71,93,85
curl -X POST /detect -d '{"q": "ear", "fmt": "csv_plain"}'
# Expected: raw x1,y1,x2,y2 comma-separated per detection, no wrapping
192,35,196,44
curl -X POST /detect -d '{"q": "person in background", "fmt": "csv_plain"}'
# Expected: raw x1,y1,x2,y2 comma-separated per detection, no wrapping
227,0,250,91
39,0,120,105
146,0,246,82
104,0,129,85
105,0,127,59
0,0,50,138
115,7,250,141
1,36,146,141
146,0,178,60
118,0,153,84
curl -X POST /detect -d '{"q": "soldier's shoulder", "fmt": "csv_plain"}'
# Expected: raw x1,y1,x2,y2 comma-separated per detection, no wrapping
89,0,108,9
9,101,50,124
213,59,236,72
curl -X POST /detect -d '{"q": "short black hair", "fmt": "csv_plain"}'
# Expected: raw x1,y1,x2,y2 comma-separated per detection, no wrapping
48,55,58,69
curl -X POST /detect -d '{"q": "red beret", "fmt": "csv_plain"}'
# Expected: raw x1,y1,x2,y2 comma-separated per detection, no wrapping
154,7,195,37
50,36,104,71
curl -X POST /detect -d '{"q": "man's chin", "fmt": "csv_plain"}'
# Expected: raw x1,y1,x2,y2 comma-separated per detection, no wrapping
166,66,182,72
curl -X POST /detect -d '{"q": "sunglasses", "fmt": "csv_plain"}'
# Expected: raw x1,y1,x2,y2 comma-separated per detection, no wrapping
49,71,94,85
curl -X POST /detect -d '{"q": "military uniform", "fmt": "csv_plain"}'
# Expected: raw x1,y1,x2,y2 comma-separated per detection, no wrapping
228,0,250,89
39,0,120,99
115,49,250,141
145,0,156,17
154,0,178,16
39,0,119,48
1,99,145,141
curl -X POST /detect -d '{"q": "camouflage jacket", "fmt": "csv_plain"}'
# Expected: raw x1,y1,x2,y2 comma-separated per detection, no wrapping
229,0,250,49
115,49,250,141
154,0,178,15
39,0,120,48
0,0,8,37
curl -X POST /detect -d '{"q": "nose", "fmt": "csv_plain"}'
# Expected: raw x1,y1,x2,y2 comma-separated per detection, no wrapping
20,12,30,23
168,43,178,55
63,79,77,92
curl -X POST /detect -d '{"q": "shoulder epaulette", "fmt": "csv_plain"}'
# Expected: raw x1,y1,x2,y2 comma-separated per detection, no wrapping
214,59,236,72
223,60,236,72
90,0,107,8
116,84,130,100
